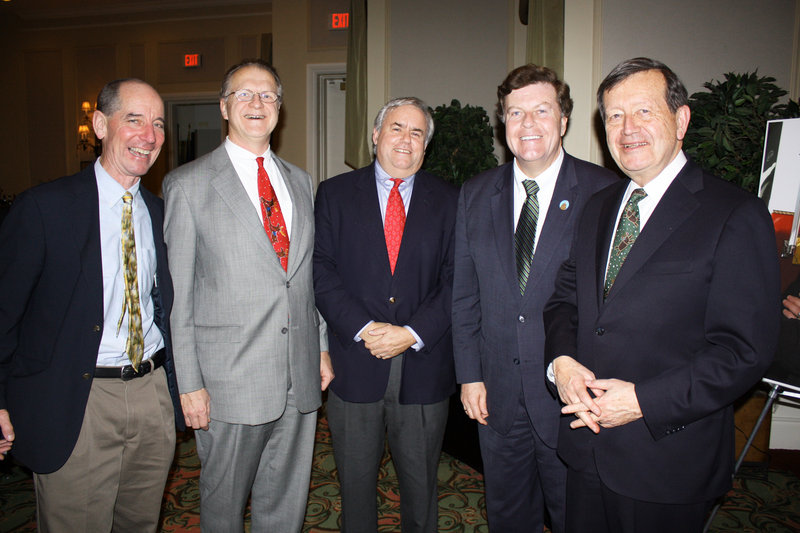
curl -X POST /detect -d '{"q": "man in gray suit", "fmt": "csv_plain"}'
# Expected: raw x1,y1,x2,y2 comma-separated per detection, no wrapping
163,59,333,532
452,64,617,533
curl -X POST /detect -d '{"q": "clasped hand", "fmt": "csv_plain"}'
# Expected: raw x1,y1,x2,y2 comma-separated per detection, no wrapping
552,356,642,433
360,322,415,359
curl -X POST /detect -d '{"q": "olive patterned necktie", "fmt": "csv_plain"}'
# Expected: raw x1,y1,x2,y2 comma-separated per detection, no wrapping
117,192,144,370
515,179,539,294
604,188,647,299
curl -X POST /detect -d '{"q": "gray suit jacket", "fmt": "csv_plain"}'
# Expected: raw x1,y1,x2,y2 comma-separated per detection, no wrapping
163,144,326,425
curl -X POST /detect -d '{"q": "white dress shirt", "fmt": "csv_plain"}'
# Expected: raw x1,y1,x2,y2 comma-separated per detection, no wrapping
513,148,564,253
225,137,294,238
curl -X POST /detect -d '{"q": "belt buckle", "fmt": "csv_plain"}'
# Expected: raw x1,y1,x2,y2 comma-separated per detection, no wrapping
121,361,149,381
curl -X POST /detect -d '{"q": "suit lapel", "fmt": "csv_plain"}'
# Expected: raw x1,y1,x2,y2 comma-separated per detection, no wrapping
209,147,281,268
523,155,578,299
489,165,518,294
603,163,701,303
275,157,308,279
593,181,627,306
68,168,103,303
356,165,393,275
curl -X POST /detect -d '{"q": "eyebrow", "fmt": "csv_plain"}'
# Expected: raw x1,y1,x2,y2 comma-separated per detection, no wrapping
123,112,165,123
391,121,424,134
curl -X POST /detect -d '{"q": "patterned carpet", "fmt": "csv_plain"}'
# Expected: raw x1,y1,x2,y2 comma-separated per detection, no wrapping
2,409,799,532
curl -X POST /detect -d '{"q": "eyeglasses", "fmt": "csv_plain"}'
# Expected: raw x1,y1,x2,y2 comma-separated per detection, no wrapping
225,89,281,104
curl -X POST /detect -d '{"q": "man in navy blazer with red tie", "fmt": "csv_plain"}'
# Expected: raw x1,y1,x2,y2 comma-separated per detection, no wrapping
314,97,457,532
544,58,779,533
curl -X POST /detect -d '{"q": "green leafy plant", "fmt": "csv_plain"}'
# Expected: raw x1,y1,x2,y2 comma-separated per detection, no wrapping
423,99,497,186
685,72,800,193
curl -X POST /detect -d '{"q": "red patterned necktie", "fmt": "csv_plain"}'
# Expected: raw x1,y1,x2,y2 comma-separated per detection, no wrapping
256,156,290,271
384,178,406,274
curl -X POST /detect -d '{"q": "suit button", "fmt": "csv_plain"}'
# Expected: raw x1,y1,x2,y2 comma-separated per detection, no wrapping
388,297,396,304
285,281,291,288
595,327,605,336
518,315,525,323
82,372,91,380
93,324,101,332
281,327,288,334
513,358,520,365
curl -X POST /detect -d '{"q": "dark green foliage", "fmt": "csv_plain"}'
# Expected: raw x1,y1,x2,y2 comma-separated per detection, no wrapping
423,99,498,186
685,72,800,193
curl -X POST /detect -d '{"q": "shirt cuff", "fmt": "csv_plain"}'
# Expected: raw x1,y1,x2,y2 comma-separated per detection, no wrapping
546,362,556,383
354,320,375,342
404,326,424,351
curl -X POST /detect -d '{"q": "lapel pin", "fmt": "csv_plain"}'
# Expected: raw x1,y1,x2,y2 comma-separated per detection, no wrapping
559,200,570,210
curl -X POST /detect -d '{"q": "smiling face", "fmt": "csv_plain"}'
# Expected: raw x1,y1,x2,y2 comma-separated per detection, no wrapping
503,82,567,179
372,104,428,178
93,81,165,188
602,69,690,186
221,65,280,154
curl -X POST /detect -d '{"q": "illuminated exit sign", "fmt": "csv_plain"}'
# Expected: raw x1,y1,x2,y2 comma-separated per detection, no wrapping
184,54,202,68
330,12,349,30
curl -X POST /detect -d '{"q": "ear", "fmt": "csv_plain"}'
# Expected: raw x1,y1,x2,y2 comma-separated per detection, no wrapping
372,128,379,146
220,99,228,121
560,115,568,137
92,110,108,140
675,105,690,141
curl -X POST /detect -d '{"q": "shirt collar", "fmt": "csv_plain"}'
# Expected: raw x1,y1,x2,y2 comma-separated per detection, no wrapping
224,136,271,164
374,160,417,188
634,150,687,198
513,148,564,187
94,159,140,209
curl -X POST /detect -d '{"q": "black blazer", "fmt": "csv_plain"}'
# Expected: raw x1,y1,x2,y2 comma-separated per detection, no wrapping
313,164,458,404
544,159,780,503
451,154,617,443
0,165,183,474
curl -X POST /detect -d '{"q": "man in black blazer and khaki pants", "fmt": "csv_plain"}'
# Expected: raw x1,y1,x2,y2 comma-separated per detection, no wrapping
0,79,182,532
544,57,780,533
314,96,457,532
452,64,617,533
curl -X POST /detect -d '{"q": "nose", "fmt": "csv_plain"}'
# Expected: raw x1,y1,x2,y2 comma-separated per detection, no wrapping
521,111,534,128
141,122,157,144
250,94,265,108
622,114,638,135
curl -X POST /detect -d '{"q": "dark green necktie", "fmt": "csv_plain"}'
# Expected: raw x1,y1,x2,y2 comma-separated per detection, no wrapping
515,179,539,294
604,188,647,298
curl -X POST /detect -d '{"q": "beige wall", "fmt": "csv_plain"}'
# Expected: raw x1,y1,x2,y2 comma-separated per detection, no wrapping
602,0,796,98
2,0,797,195
272,0,346,175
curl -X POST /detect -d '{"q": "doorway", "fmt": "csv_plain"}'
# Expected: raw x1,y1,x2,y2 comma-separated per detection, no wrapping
308,64,349,187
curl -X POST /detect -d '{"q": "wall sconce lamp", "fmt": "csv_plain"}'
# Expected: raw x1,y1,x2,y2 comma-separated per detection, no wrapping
77,100,100,157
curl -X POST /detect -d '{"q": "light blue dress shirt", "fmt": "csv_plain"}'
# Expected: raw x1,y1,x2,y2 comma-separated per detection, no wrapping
95,160,164,366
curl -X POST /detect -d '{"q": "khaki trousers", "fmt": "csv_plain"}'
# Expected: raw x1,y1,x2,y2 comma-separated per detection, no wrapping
34,365,176,533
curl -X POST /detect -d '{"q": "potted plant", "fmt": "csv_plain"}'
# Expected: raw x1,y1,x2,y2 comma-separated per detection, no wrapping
423,99,497,186
685,72,799,193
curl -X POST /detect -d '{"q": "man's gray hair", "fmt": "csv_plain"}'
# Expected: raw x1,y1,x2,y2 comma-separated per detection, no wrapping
373,97,435,147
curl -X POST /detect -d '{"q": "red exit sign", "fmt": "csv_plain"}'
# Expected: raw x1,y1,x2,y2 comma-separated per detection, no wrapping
184,54,202,68
330,12,349,30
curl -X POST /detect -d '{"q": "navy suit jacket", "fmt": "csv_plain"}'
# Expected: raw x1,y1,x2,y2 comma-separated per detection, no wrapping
0,165,183,474
544,158,780,503
314,164,458,404
452,153,617,444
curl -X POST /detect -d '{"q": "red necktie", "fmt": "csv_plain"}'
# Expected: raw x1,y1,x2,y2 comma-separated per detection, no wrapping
256,156,290,271
384,178,406,274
